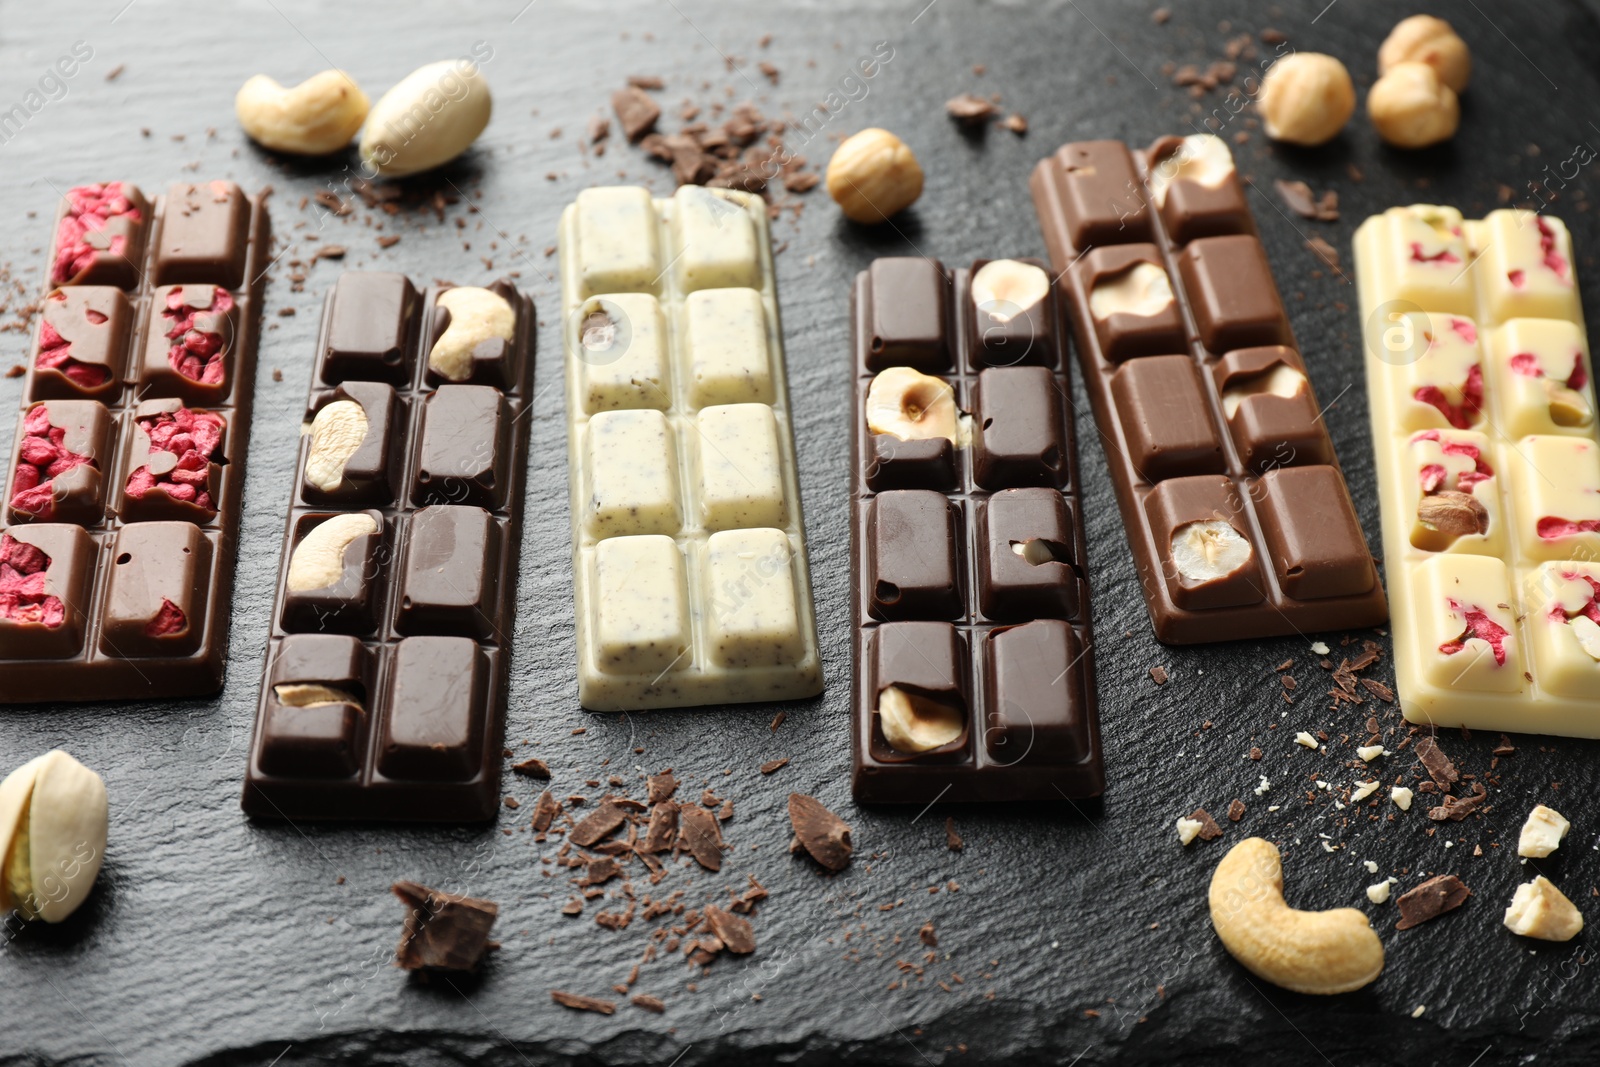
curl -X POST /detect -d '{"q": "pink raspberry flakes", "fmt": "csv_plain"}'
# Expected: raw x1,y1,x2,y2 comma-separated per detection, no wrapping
1409,241,1460,266
162,288,235,386
1536,216,1570,282
1413,364,1484,430
1448,318,1477,344
36,298,112,389
1417,435,1490,495
1549,572,1600,625
1437,599,1509,666
9,405,95,520
125,406,225,512
50,183,141,285
0,534,65,628
1537,517,1600,541
145,598,188,637
1508,351,1587,390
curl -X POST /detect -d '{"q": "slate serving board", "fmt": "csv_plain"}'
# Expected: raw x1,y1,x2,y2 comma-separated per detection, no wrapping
3,1,1599,1064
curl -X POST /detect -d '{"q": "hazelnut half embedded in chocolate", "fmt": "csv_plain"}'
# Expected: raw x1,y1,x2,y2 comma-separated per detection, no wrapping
1416,490,1488,542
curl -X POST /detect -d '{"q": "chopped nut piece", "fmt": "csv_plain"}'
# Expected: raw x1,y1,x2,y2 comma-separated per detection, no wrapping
1517,804,1570,858
1504,876,1584,942
1390,786,1414,811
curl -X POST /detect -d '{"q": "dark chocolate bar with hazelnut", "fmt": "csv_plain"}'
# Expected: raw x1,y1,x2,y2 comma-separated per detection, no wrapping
851,256,1103,804
1,181,270,702
1029,135,1387,643
240,272,535,822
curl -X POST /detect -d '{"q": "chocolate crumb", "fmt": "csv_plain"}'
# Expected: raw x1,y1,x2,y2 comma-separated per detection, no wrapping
759,758,790,775
945,93,998,126
1305,236,1341,272
551,990,617,1014
1493,735,1516,756
561,898,583,916
1395,874,1471,930
999,113,1028,135
571,801,626,847
392,881,499,973
626,74,665,90
1152,7,1171,23
105,64,125,82
1249,747,1263,761
680,804,725,871
1427,782,1487,822
632,993,666,1013
770,711,787,732
532,790,559,832
1260,28,1286,44
946,816,964,851
512,757,551,779
5,365,25,379
788,793,853,871
1149,666,1168,685
271,369,283,382
919,921,938,947
1187,808,1224,841
377,235,402,249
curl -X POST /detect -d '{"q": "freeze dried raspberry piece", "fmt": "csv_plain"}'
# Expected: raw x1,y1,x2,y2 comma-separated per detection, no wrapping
1412,430,1493,494
9,404,96,520
1536,215,1570,282
145,598,187,637
1509,351,1588,390
0,533,65,628
1413,364,1484,430
125,406,226,513
51,183,143,285
1409,241,1460,266
1438,599,1510,666
1548,572,1600,626
161,287,235,385
36,315,113,390
1537,517,1600,540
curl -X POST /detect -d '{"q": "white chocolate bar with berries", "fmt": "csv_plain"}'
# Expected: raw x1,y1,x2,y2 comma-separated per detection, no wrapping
1356,204,1600,736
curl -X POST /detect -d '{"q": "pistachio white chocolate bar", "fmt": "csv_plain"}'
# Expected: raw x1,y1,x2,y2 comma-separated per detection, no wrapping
1356,205,1600,736
559,186,822,710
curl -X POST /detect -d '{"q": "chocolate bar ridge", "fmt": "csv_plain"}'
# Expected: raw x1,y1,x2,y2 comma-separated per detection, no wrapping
240,272,535,821
1030,136,1387,644
1,181,270,702
850,256,1104,804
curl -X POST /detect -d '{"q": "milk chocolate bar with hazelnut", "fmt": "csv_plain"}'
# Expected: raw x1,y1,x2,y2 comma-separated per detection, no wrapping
0,182,270,702
240,272,535,822
1030,134,1387,643
1355,205,1600,738
850,256,1103,804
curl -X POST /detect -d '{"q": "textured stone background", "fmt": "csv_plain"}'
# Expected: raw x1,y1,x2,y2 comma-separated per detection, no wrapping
2,1,1599,1064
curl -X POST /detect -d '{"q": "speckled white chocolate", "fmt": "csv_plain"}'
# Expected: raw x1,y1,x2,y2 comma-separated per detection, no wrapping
1357,205,1600,736
559,185,821,710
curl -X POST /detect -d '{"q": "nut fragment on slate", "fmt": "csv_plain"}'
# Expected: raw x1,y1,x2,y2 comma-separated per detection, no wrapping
1394,874,1470,930
0,750,108,923
1517,804,1570,858
304,399,369,492
1257,52,1355,146
1368,62,1459,149
236,70,370,156
1503,876,1584,942
392,881,499,972
788,793,853,871
429,286,515,381
551,990,617,1014
1378,14,1472,93
360,60,492,178
877,685,965,754
825,127,924,224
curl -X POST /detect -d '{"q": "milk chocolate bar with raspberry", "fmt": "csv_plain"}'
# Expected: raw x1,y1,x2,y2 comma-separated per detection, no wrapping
0,181,270,703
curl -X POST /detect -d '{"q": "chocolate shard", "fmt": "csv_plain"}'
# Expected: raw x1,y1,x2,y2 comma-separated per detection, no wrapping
1414,737,1460,791
1427,782,1488,822
532,789,559,832
640,801,679,853
759,758,789,775
1395,874,1471,930
551,990,617,1014
945,93,998,126
1274,179,1318,219
570,800,627,847
788,793,853,872
918,921,938,946
945,816,964,851
611,87,661,142
647,769,679,804
679,804,724,871
632,993,666,1013
580,856,622,885
1187,807,1223,840
392,881,499,973
512,756,551,778
703,904,756,954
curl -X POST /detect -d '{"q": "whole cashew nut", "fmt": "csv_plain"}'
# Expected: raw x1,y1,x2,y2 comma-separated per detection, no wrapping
235,71,370,156
0,750,108,923
287,512,378,593
304,399,370,492
1208,837,1384,995
429,287,515,381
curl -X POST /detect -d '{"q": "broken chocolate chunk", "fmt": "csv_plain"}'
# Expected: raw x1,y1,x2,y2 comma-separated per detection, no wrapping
1395,874,1471,930
646,769,679,804
1414,737,1460,791
551,990,617,1014
1227,799,1246,822
759,757,790,775
531,789,559,832
1187,808,1223,841
392,881,499,973
788,793,853,872
512,756,551,779
641,801,679,853
612,87,661,142
680,804,724,872
945,93,998,126
703,904,756,954
570,800,627,846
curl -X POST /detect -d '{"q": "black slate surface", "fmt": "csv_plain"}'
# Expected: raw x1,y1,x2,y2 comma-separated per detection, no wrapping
3,1,1600,1064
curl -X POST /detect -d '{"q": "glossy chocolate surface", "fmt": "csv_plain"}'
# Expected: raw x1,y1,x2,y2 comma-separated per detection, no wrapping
851,257,1102,804
1,181,269,701
241,272,535,822
1031,137,1386,643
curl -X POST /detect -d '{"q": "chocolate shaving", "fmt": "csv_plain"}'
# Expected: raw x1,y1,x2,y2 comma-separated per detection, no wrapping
770,711,786,731
392,881,499,973
1305,236,1341,272
703,904,756,954
945,93,998,126
759,758,789,775
788,793,853,871
551,990,616,1014
626,74,665,90
946,816,964,851
1359,679,1395,703
1395,874,1471,930
632,993,666,1013
1187,808,1223,841
1493,734,1516,756
512,757,551,779
612,87,661,142
641,801,679,853
646,770,679,804
1427,782,1487,822
1415,737,1460,791
1227,799,1246,822
1274,180,1340,221
570,800,627,847
679,804,725,872
531,789,559,832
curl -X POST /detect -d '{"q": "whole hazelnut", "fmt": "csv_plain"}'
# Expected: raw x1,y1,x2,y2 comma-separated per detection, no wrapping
1257,53,1356,147
1379,15,1471,93
826,128,924,224
1369,62,1460,149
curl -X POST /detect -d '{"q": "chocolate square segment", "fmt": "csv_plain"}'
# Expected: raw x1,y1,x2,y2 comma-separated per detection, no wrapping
424,281,522,390
1212,347,1332,474
985,620,1088,764
302,382,402,507
30,288,133,401
1143,475,1264,610
320,272,420,386
980,489,1083,621
1252,465,1375,601
396,506,501,639
281,511,386,635
378,636,487,781
153,181,250,289
871,621,969,762
968,258,1057,369
141,284,238,404
413,386,510,509
1177,236,1290,353
101,522,212,657
7,400,113,526
120,399,229,523
865,433,957,493
50,183,149,289
259,635,371,779
865,258,950,373
1146,135,1249,245
1075,245,1184,363
1111,355,1224,481
1045,140,1150,250
973,367,1066,489
868,490,962,620
0,525,95,660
